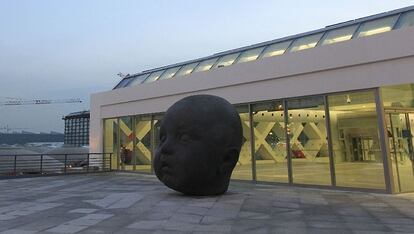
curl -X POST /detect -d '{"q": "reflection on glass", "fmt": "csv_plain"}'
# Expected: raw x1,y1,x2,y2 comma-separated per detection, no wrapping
119,117,133,170
356,15,398,38
158,67,181,81
288,96,331,185
175,62,199,77
236,47,265,64
382,83,414,192
142,70,165,83
253,101,288,183
386,113,414,192
328,91,385,189
382,84,414,109
193,58,218,73
134,115,152,173
104,118,118,170
396,11,414,29
127,74,150,87
261,41,291,58
289,33,324,52
231,105,252,180
115,78,133,89
213,53,240,69
321,25,358,45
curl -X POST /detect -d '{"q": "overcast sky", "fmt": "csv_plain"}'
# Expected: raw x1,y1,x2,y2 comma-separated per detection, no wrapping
1,0,414,133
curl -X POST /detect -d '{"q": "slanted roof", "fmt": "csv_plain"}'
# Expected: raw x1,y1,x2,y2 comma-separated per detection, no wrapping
113,5,414,89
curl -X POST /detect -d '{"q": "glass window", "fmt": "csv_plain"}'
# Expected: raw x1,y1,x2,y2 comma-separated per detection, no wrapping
321,25,359,45
395,11,414,29
119,117,133,170
382,83,414,109
158,66,181,81
328,90,385,189
252,101,288,183
142,70,165,83
212,53,240,69
127,74,150,86
287,96,331,186
114,78,133,89
134,115,152,173
231,105,253,180
289,33,324,52
261,41,291,58
356,15,399,38
174,62,199,77
236,47,265,64
193,58,218,73
104,118,119,170
381,83,414,192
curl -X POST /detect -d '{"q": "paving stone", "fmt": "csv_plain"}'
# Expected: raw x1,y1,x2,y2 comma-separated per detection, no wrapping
69,208,98,214
127,220,166,230
0,173,414,233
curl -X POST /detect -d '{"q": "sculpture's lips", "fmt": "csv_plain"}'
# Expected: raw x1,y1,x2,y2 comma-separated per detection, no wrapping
160,161,173,174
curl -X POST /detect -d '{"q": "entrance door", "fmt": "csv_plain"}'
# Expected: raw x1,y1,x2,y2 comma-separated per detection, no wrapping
351,136,374,162
386,112,414,192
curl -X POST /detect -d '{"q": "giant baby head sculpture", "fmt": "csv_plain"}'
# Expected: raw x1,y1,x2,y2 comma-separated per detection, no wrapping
153,95,243,196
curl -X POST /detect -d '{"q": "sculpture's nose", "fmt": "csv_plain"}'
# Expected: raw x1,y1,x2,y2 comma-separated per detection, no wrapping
160,137,173,155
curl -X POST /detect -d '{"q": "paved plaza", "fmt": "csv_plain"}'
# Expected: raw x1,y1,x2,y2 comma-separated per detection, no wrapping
1,173,414,233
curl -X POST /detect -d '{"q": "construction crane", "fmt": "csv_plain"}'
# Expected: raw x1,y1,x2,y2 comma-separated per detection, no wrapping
0,98,82,106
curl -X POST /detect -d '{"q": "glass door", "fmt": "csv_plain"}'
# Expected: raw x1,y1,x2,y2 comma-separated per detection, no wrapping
386,111,414,192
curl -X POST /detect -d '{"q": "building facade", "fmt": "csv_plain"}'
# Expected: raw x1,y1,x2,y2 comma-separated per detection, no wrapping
63,111,90,147
91,6,414,193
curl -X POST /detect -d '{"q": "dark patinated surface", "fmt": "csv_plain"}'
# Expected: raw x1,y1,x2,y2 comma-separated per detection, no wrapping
153,95,243,196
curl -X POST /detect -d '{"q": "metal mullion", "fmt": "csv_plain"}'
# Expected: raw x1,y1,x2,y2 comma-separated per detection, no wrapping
257,44,271,60
375,88,395,193
324,95,336,186
117,118,121,170
231,52,244,65
154,70,168,82
132,116,137,171
169,65,186,79
314,32,328,47
389,112,401,192
284,99,293,184
392,13,403,29
249,104,257,182
150,116,156,174
351,22,364,39
210,57,222,70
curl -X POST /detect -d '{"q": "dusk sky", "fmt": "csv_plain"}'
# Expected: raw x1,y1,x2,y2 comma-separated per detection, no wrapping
1,0,414,133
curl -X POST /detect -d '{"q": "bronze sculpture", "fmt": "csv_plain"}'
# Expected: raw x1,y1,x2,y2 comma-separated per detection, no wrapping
153,94,242,195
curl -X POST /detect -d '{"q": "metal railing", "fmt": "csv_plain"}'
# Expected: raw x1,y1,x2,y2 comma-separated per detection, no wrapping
0,153,112,178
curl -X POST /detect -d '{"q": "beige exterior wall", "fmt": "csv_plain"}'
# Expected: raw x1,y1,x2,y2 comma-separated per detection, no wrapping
90,27,414,153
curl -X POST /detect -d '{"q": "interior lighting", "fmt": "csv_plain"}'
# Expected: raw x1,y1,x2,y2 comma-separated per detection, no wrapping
359,26,391,37
267,50,285,57
324,35,352,44
243,55,258,62
295,43,317,51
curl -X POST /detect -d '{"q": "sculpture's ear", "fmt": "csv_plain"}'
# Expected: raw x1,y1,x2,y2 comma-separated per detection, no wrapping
222,147,239,175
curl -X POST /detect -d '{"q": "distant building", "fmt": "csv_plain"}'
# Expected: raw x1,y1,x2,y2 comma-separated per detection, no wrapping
63,111,90,147
0,132,64,145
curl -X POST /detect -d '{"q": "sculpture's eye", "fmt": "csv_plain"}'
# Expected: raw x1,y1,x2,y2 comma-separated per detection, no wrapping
179,133,191,142
160,134,166,143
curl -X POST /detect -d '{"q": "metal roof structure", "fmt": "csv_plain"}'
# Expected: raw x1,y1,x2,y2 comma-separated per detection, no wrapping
114,5,414,89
